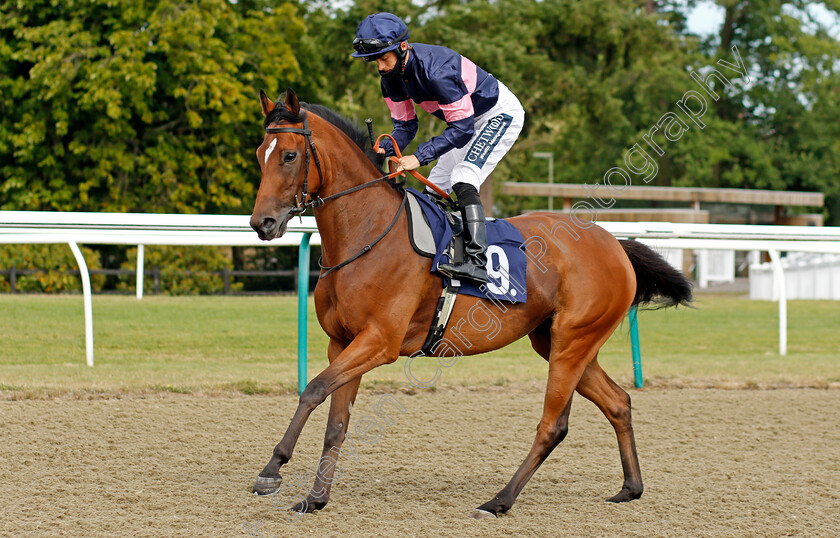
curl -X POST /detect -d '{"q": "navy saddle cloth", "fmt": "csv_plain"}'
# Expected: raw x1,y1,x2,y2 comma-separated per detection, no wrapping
404,187,527,303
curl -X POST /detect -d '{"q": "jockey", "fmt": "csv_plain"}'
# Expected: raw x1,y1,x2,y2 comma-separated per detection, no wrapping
352,12,525,285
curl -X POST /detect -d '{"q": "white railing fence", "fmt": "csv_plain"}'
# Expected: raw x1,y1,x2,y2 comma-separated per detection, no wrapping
750,252,840,300
2,212,839,365
0,211,320,366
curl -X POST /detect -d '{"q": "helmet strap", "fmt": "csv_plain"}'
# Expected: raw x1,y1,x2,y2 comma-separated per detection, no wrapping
396,43,409,75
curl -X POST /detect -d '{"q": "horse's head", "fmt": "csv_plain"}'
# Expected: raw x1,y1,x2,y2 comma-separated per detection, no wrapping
250,88,320,240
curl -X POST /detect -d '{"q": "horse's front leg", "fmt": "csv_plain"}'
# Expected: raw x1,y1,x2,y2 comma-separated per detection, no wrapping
289,374,361,513
252,330,397,495
291,339,362,512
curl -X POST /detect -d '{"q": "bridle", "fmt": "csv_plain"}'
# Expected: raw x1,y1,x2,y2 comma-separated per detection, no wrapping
263,114,416,277
265,116,324,215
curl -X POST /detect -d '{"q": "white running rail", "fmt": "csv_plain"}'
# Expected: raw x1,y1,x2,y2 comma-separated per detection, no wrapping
1,211,320,366
2,211,839,363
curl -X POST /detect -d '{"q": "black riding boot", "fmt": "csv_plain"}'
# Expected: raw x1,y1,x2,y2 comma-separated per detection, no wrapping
437,184,489,284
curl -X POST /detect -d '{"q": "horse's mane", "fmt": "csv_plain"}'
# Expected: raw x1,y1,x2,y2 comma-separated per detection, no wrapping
264,99,385,169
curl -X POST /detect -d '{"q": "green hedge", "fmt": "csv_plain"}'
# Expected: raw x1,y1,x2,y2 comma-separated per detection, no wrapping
0,244,243,295
118,245,242,295
0,244,105,292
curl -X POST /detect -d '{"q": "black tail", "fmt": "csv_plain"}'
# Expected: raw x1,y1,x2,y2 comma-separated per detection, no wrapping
620,240,693,309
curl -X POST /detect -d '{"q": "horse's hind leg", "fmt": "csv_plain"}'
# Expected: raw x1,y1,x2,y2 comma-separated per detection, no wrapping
528,324,642,503
576,357,643,502
472,324,598,518
528,319,575,410
473,394,573,519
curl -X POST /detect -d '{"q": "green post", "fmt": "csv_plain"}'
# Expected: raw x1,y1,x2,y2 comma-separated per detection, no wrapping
629,306,643,388
298,233,312,395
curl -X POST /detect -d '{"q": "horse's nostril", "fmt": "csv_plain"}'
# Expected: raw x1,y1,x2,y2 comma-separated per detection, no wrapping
251,216,277,238
259,218,276,235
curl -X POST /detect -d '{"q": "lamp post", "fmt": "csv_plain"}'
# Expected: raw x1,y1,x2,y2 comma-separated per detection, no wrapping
533,151,554,210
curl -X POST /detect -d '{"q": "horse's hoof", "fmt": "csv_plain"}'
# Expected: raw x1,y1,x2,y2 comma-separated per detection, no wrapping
291,499,327,513
606,486,643,503
470,509,497,519
252,475,282,495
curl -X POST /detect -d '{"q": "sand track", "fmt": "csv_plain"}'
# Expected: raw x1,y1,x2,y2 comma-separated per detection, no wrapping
2,388,839,536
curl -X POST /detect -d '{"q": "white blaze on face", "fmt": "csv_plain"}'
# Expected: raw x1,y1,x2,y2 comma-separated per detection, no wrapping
264,138,277,165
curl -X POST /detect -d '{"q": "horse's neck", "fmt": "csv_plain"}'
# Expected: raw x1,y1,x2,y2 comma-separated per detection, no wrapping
310,117,403,268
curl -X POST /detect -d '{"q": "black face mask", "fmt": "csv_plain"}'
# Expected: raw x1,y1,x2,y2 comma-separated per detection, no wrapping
379,66,401,79
377,47,408,79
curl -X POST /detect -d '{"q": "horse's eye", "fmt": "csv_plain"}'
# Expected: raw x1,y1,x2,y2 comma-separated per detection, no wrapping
283,152,297,163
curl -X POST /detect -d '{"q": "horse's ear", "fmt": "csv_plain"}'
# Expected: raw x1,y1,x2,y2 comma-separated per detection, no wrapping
285,88,300,115
259,89,275,117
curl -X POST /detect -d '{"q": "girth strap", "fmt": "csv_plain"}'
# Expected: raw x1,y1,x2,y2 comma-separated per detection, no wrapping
420,279,461,356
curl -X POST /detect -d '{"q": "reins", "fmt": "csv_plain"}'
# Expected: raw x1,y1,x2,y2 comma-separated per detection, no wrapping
264,119,449,277
375,134,450,199
318,190,407,276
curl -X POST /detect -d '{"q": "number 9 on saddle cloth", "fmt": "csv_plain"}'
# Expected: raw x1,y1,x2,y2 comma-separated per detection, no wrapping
405,187,527,304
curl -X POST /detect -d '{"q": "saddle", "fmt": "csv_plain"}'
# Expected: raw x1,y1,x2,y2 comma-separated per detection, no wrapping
405,190,487,266
404,188,527,356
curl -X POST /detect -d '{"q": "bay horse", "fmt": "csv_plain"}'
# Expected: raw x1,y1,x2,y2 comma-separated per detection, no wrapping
249,89,692,518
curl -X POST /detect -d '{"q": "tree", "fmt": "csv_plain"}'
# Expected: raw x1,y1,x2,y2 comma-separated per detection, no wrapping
3,0,838,225
670,0,840,222
414,0,700,214
0,0,307,213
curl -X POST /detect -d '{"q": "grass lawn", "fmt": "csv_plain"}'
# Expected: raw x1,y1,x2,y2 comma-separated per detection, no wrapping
0,293,838,397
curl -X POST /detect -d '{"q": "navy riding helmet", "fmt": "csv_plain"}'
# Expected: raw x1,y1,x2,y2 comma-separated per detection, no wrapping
352,13,409,62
